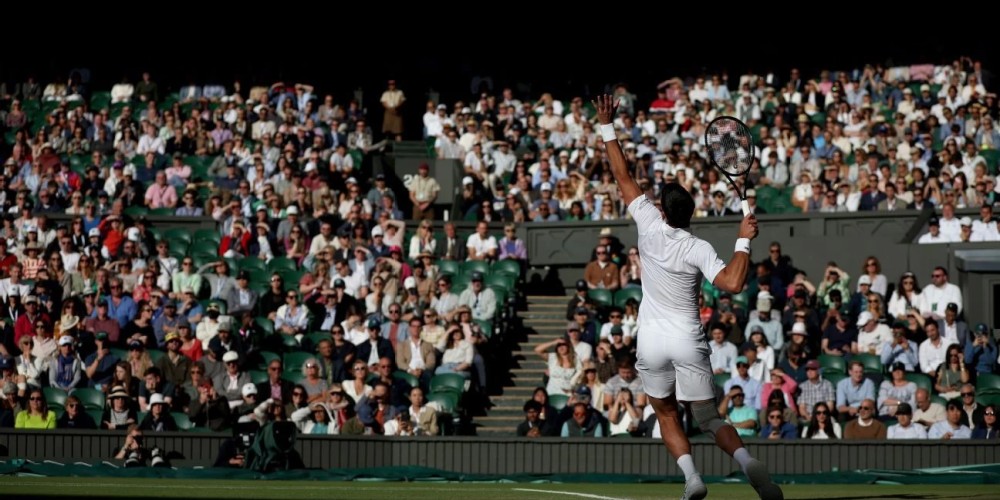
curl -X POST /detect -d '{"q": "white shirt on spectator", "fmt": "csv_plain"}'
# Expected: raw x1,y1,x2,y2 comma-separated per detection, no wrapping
920,282,962,317
465,233,497,260
918,337,955,375
887,422,928,439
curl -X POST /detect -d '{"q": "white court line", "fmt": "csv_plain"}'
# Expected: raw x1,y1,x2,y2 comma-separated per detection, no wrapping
0,481,477,493
512,488,627,500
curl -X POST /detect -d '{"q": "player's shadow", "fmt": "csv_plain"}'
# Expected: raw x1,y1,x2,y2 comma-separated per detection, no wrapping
819,495,994,500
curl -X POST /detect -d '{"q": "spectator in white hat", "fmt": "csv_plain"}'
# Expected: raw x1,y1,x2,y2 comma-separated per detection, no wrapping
138,393,178,432
213,351,251,408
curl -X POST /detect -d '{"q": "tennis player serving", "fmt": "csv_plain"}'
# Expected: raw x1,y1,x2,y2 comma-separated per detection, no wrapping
594,95,782,500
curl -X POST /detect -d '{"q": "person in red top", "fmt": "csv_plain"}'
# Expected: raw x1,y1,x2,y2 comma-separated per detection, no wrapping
218,221,251,257
14,295,50,346
0,240,18,277
97,215,125,259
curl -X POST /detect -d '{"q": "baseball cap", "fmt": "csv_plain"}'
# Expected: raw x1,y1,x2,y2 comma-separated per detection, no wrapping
367,317,381,329
735,356,749,365
286,205,299,215
896,402,913,415
237,270,251,280
58,336,74,346
858,275,872,286
890,361,906,372
148,393,167,406
805,360,820,370
540,182,553,192
856,311,874,326
928,217,940,226
946,303,958,312
791,322,807,335
241,383,258,397
222,351,240,363
470,272,484,282
575,385,592,398
95,331,109,341
0,357,13,371
403,276,417,290
566,321,581,332
333,278,346,288
960,217,973,227
371,226,384,237
749,324,764,334
575,279,588,291
975,323,990,335
164,332,180,343
574,306,589,315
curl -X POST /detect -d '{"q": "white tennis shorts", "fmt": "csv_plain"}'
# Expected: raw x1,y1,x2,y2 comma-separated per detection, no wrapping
635,332,715,402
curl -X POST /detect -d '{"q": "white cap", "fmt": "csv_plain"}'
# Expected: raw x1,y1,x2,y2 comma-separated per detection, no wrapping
286,205,299,215
746,189,757,197
122,164,136,177
858,275,872,286
757,291,773,300
436,104,447,110
540,182,553,192
222,351,240,363
461,107,472,114
371,226,384,237
652,163,665,172
856,311,874,327
791,322,807,335
960,216,973,227
462,176,474,186
304,161,317,173
126,227,141,242
58,335,74,346
148,393,166,406
509,187,521,196
241,383,258,397
404,276,417,289
345,177,358,185
89,228,101,237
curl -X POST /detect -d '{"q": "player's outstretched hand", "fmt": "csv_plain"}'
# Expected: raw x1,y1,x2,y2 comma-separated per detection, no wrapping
739,214,758,240
592,95,618,125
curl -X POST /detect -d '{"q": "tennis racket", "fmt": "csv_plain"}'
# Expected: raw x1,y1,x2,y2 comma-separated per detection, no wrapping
704,116,755,216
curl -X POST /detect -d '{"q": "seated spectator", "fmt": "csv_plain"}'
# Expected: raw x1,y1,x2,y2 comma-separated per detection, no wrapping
723,356,762,410
382,408,415,436
436,326,474,380
584,245,620,291
536,337,581,398
138,393,178,432
718,385,757,438
517,400,552,437
708,323,737,375
801,402,841,439
934,344,968,399
606,387,641,436
913,388,947,428
760,405,797,439
291,401,338,435
465,221,497,262
14,388,55,429
928,400,972,439
879,321,919,372
843,399,886,439
964,323,998,376
887,403,927,439
959,383,986,429
603,357,647,410
760,368,798,414
497,222,526,264
405,387,438,436
971,404,999,439
821,309,857,358
53,395,95,429
48,336,82,391
561,402,604,437
212,351,251,409
797,360,835,421
917,318,951,375
457,272,496,322
836,361,875,420
877,362,917,418
856,311,891,356
102,386,138,430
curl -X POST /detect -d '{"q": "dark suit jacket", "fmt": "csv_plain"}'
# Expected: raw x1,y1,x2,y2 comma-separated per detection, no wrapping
256,378,294,403
438,237,467,261
937,319,970,347
355,338,395,367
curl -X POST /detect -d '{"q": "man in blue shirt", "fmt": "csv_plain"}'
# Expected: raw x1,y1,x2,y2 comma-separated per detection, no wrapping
836,361,875,420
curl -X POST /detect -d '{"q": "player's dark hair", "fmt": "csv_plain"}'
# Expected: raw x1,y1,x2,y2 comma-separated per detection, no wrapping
660,183,695,228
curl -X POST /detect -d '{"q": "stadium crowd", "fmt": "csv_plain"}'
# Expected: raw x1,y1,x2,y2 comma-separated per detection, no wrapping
0,57,998,444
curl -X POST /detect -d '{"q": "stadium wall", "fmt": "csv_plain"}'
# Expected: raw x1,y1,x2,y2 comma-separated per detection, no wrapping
2,430,997,475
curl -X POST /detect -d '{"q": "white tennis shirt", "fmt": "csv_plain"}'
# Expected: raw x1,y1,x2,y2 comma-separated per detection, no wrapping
628,195,726,340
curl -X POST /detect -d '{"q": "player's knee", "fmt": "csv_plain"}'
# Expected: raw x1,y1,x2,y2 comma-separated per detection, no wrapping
691,400,726,438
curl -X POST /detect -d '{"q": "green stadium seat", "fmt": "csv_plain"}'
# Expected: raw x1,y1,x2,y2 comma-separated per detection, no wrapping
818,354,847,374
548,394,569,410
429,373,466,394
614,288,643,308
71,388,105,412
977,373,1000,394
485,274,514,293
163,228,192,246
283,351,313,373
392,370,419,389
193,228,222,245
267,257,298,273
237,259,266,273
931,395,948,407
588,289,613,308
257,351,281,371
147,349,166,365
491,259,522,278
124,206,149,218
254,317,274,336
44,387,68,408
853,353,883,374
437,260,460,277
461,260,490,278
824,372,847,387
172,412,194,431
249,370,268,385
904,372,932,394
304,331,332,350
427,391,458,414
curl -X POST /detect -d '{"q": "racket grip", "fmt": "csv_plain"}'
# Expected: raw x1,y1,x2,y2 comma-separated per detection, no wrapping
741,200,751,216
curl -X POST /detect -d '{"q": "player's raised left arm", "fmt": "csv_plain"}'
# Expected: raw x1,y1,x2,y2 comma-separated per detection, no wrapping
594,94,641,207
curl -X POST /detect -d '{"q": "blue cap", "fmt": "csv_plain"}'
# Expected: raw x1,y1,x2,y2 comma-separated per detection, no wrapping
0,357,12,370
367,317,381,329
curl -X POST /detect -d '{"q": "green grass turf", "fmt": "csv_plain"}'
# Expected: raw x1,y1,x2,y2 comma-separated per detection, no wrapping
0,477,997,499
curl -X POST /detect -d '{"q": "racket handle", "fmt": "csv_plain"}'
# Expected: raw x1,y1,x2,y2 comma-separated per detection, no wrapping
741,200,751,217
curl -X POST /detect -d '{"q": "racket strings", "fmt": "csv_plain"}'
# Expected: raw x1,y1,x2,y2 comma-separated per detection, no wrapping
706,119,754,175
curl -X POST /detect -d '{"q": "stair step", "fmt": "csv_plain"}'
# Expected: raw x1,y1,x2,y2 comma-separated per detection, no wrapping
475,415,524,423
498,386,538,394
488,407,529,417
489,394,535,401
510,368,546,375
476,426,516,435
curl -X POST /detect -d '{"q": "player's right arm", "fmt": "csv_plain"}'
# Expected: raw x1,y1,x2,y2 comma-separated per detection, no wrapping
712,216,759,293
593,95,641,208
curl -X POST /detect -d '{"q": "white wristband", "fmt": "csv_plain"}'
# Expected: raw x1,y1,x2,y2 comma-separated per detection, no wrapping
735,238,751,254
600,124,617,142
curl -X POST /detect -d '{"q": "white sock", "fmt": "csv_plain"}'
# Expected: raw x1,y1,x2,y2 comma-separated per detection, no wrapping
733,447,753,474
677,454,699,481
